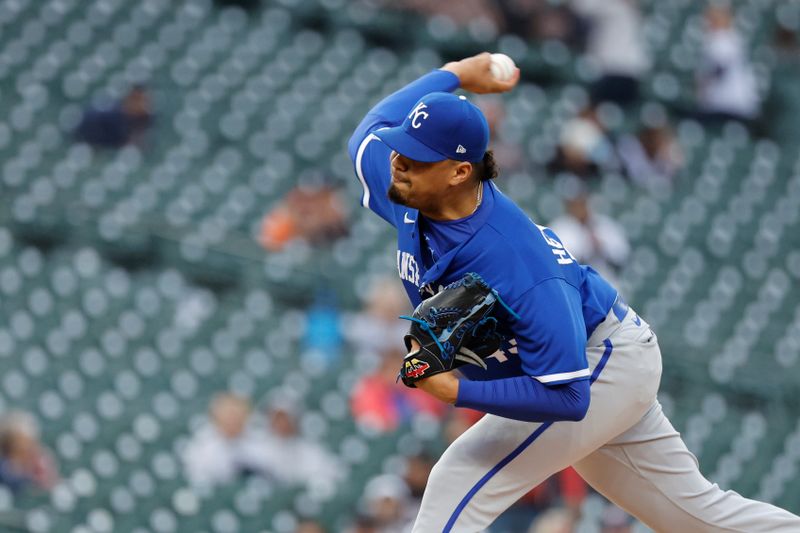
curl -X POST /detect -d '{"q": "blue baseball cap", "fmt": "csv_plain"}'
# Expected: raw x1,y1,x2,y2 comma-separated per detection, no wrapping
374,92,490,163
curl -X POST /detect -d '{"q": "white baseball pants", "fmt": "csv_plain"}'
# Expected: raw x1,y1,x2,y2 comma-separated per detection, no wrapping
412,307,800,532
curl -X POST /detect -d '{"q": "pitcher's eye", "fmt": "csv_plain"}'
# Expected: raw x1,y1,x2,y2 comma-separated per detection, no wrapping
410,160,434,170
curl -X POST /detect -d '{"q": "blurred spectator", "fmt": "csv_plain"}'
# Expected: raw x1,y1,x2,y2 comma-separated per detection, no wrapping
764,24,800,140
695,5,760,124
75,85,153,149
346,276,410,362
386,0,504,32
527,506,577,533
351,347,447,433
258,184,348,252
295,519,327,533
530,3,587,48
548,106,616,179
181,393,264,489
475,95,525,173
573,0,650,106
494,0,541,40
548,186,630,286
617,124,684,187
600,504,634,533
372,0,588,47
302,288,344,368
361,474,413,533
494,1,586,48
0,411,58,494
255,397,343,491
402,452,435,520
345,514,380,533
772,22,800,59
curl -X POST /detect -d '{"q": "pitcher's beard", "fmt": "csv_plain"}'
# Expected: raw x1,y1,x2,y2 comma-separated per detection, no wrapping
387,182,410,206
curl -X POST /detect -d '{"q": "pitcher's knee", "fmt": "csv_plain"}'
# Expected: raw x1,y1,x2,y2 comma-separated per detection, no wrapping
426,457,448,487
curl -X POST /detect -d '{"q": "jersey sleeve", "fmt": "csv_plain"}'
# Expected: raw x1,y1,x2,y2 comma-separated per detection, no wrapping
510,278,590,385
350,134,396,225
456,376,590,422
347,69,460,225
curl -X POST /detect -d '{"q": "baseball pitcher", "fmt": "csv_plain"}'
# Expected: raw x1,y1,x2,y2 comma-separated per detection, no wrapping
347,52,800,532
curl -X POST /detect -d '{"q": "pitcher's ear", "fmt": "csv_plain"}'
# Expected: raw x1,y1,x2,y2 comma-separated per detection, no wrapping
449,161,473,186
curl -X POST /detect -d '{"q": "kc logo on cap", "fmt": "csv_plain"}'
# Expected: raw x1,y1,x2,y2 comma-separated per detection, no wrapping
375,92,490,163
408,102,429,129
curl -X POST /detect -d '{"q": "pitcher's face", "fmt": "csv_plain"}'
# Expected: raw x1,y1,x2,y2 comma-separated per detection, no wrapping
387,151,463,212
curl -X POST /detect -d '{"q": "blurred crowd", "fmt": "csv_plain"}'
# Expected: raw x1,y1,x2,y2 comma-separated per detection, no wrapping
66,2,792,262
378,0,765,121
0,399,633,533
62,2,795,294
181,392,342,492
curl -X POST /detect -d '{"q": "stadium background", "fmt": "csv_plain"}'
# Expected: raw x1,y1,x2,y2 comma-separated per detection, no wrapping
0,0,799,531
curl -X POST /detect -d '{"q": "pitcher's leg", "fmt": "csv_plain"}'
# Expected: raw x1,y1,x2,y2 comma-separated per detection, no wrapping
413,355,657,531
413,313,663,532
412,414,566,533
574,402,800,533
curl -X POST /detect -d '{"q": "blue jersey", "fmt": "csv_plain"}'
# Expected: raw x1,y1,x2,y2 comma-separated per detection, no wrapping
348,70,618,387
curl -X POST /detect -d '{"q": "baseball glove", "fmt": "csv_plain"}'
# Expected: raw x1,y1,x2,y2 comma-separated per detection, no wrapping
398,272,517,387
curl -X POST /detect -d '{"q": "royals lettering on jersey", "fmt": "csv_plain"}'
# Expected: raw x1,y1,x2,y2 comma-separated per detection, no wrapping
397,250,420,286
348,69,619,386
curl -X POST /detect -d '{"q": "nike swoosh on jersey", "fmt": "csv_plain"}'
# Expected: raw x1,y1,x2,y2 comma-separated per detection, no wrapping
404,213,415,224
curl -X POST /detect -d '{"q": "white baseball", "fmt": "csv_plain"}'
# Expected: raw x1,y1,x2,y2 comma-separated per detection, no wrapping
489,53,516,82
